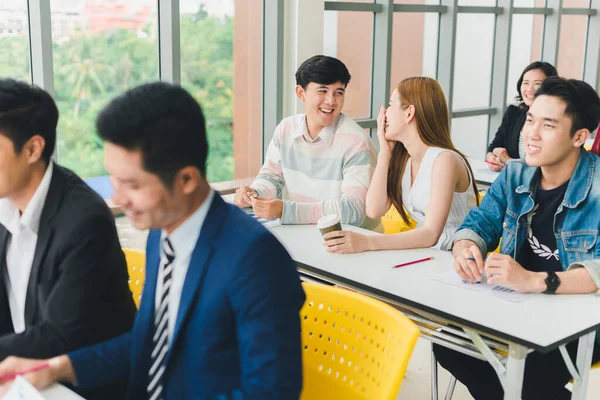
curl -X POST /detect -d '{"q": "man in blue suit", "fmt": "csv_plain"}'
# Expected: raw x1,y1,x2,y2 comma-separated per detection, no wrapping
0,82,306,399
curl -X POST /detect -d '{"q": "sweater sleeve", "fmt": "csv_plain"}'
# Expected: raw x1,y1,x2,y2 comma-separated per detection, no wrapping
251,124,286,199
280,143,376,226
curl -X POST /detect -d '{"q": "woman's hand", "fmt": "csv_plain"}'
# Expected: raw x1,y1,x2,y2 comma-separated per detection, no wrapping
322,231,372,254
492,147,511,164
486,152,504,172
376,106,394,155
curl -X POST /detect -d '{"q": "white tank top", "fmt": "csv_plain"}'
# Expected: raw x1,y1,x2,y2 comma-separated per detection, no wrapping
401,147,477,250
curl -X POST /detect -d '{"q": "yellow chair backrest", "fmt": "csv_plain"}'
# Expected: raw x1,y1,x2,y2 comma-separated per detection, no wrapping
381,206,416,235
300,283,420,400
123,248,145,308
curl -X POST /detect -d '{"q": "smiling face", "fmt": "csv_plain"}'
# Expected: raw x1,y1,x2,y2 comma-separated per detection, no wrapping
520,69,547,107
296,81,345,133
105,142,191,232
522,94,585,168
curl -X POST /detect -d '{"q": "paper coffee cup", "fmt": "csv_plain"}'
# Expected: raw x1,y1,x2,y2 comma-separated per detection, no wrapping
317,214,342,238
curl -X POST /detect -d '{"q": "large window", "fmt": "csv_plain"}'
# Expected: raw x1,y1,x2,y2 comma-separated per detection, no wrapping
4,1,600,186
51,0,159,178
318,1,600,162
181,0,260,183
0,1,30,81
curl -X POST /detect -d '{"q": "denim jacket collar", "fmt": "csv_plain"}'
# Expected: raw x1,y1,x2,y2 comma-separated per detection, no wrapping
514,149,595,209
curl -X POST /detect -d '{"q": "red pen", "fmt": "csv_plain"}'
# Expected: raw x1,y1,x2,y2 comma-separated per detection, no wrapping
485,161,504,169
393,256,434,269
0,362,50,383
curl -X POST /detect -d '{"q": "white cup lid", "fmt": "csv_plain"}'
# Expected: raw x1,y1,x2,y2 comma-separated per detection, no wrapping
317,214,341,229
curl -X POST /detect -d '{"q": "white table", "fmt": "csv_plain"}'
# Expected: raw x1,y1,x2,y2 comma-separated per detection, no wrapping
468,157,500,187
270,224,600,400
42,384,84,399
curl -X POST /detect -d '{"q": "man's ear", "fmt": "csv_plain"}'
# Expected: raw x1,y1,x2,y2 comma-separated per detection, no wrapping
295,85,306,102
23,135,46,164
573,128,590,148
175,166,201,195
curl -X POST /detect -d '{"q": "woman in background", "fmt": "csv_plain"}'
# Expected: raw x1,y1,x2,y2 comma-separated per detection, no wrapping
486,61,558,171
323,77,478,254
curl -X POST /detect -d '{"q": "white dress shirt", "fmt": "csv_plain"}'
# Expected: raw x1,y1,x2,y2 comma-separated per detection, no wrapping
0,162,54,333
155,189,214,345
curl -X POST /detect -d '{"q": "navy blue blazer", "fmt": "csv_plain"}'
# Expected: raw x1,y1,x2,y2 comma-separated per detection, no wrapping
69,195,306,399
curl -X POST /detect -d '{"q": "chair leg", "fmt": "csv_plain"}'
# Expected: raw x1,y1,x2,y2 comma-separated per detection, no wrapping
444,375,457,400
431,348,439,400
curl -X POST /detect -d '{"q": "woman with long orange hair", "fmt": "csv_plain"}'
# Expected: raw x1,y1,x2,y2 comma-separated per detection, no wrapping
323,77,479,253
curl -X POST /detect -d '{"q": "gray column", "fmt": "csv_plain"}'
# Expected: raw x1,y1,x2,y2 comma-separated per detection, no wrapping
369,0,394,150
437,0,459,113
158,0,181,83
27,0,54,93
263,0,285,159
584,0,600,90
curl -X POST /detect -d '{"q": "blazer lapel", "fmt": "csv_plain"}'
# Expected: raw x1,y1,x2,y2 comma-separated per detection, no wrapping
129,229,161,390
24,165,63,326
23,223,52,325
0,228,11,329
163,196,228,367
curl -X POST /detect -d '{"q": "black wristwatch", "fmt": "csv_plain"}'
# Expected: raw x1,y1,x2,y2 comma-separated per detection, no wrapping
543,271,561,294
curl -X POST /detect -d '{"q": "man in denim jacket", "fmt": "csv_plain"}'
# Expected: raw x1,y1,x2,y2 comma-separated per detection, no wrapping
435,77,600,400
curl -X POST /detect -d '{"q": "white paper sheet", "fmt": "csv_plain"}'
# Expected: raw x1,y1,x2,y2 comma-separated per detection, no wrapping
476,168,500,175
1,376,46,400
433,271,531,303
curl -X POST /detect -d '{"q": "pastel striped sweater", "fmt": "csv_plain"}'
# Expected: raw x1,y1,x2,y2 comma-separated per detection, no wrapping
251,113,378,229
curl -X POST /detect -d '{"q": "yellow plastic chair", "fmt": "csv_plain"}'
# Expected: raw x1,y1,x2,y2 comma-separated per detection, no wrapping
381,206,416,235
300,283,420,400
123,248,145,308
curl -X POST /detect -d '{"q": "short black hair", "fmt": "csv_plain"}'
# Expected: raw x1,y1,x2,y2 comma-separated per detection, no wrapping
96,82,208,186
534,76,600,136
516,61,558,106
0,79,58,164
295,55,351,89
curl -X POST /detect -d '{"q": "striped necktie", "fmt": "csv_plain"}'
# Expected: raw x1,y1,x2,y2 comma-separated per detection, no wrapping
147,237,175,400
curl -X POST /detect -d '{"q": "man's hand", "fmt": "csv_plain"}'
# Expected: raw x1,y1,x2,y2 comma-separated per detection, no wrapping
234,186,258,208
0,355,75,395
452,240,485,283
323,231,371,254
251,197,283,219
485,253,544,293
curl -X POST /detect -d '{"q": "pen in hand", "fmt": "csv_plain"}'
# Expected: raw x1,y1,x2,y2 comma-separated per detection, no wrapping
485,161,504,169
0,362,50,384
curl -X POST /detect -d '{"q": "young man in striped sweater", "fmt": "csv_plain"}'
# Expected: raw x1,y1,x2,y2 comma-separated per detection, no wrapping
234,55,379,230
